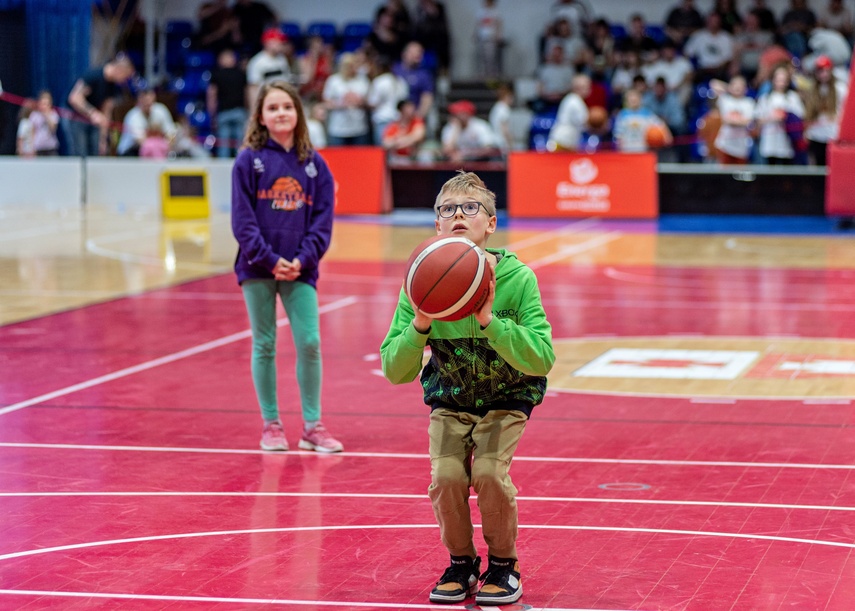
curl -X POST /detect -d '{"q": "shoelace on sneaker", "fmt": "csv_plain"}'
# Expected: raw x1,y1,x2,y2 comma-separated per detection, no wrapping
437,562,475,587
480,564,515,588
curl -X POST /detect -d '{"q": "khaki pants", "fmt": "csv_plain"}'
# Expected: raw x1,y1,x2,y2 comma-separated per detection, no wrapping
428,408,528,560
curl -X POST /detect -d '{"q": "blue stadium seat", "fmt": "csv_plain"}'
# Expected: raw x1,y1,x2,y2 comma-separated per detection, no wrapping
184,50,215,70
341,21,371,52
645,24,666,44
528,111,557,151
610,24,627,42
280,21,302,49
305,21,337,45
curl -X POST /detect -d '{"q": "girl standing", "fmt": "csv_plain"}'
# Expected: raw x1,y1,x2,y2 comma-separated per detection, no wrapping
231,80,343,453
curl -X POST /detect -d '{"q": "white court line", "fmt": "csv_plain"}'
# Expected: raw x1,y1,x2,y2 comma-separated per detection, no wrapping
528,232,623,270
2,442,855,471
2,523,853,564
0,296,358,417
0,590,603,611
1,491,854,514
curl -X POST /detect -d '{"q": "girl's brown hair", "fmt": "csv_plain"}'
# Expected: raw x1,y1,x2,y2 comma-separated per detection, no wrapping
243,80,312,162
804,73,839,122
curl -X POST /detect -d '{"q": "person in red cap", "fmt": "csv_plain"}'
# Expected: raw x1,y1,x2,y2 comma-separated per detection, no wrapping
247,27,294,106
441,99,502,161
803,54,848,165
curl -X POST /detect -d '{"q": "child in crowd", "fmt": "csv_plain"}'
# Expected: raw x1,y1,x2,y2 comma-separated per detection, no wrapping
29,90,60,156
380,172,555,606
711,76,756,164
231,80,343,453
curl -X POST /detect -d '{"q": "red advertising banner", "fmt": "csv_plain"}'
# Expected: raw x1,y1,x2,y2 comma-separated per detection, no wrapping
507,151,658,218
319,146,391,215
826,60,855,216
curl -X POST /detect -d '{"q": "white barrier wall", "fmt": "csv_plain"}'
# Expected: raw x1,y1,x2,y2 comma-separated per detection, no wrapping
0,156,235,213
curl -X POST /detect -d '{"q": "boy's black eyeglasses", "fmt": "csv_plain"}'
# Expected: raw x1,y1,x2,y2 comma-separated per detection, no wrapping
435,202,485,218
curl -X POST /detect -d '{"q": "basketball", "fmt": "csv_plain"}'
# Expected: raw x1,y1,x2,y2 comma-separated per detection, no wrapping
646,123,668,148
587,106,608,129
404,235,490,321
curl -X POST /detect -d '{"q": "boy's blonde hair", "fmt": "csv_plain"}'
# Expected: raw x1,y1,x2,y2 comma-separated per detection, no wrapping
434,171,497,216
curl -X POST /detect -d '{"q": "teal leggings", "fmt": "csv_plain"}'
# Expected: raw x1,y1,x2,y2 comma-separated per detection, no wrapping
241,279,322,423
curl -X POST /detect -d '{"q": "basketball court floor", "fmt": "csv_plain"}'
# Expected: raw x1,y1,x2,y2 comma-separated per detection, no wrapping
1,201,855,610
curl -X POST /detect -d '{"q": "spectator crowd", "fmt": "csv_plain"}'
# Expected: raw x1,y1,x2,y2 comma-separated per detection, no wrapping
8,0,855,166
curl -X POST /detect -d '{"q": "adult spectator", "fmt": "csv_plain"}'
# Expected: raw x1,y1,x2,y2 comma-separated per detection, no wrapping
780,0,818,57
534,44,576,112
547,0,591,38
586,18,617,66
382,99,426,159
246,27,293,107
394,41,436,124
323,52,372,146
368,7,406,64
440,99,502,161
116,88,177,157
712,0,743,34
733,11,775,80
412,0,451,74
367,56,409,145
617,14,660,59
664,0,705,47
642,38,695,106
749,0,778,33
474,0,504,80
547,73,590,151
66,53,136,156
641,76,688,162
299,35,335,103
232,0,277,57
375,0,412,41
818,0,853,40
196,0,240,54
207,48,248,158
489,82,515,153
610,50,643,103
804,26,852,70
544,18,589,66
683,13,735,82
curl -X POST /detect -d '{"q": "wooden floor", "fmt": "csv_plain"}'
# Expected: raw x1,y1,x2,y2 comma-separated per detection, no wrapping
2,203,855,609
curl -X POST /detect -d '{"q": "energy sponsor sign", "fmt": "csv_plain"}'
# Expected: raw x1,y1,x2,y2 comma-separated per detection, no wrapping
507,152,658,218
320,146,391,215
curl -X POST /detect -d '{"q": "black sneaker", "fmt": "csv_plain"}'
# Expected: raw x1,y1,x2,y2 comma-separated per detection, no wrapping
429,554,481,603
475,555,522,605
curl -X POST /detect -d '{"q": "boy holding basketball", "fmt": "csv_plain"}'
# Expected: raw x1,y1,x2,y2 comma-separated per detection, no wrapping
380,172,555,606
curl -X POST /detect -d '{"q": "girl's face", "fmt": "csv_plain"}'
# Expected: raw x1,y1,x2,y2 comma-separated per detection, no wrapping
38,93,53,111
772,68,790,91
260,88,299,141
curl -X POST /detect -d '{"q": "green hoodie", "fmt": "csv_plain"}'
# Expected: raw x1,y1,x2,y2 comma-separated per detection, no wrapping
380,248,555,416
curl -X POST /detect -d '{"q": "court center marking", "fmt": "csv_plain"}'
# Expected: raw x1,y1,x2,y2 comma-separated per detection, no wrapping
2,442,855,471
0,296,358,417
1,490,854,514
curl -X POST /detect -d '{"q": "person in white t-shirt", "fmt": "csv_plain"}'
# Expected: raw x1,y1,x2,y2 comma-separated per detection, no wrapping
116,88,177,156
323,52,371,145
488,83,515,154
711,76,756,163
441,99,501,161
475,0,504,79
683,13,735,82
246,27,293,107
802,55,848,165
367,56,409,145
755,65,805,164
547,73,590,151
642,40,695,106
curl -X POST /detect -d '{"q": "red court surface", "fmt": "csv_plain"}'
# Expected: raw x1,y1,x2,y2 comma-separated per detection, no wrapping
2,218,855,610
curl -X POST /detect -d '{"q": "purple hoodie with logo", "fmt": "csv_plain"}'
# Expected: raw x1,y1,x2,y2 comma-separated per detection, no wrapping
231,139,335,287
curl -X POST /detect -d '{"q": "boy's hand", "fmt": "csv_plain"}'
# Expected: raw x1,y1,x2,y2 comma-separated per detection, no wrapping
474,262,495,328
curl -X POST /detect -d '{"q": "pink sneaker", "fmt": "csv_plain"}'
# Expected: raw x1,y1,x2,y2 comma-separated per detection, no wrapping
298,422,343,453
260,421,289,451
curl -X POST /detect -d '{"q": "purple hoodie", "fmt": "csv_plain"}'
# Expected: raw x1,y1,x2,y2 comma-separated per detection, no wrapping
231,139,334,287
